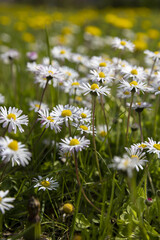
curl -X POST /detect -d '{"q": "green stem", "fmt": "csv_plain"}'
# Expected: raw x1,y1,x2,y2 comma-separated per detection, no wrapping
126,91,134,144
92,95,102,181
46,190,58,218
138,112,143,142
100,95,112,159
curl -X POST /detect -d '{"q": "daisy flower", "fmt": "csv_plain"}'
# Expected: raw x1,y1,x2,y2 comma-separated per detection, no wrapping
73,123,95,135
0,106,28,134
125,145,147,171
26,51,38,61
71,53,89,64
90,68,114,84
76,107,92,124
63,79,82,95
117,89,131,99
118,79,151,93
1,49,19,64
34,75,52,88
52,46,71,60
60,66,79,80
112,37,135,52
150,80,160,95
144,50,160,62
0,136,32,166
27,62,39,72
121,65,146,81
80,82,110,96
51,104,79,126
97,124,109,138
33,176,59,191
29,100,49,112
145,137,160,158
0,190,15,214
89,56,111,69
59,136,90,153
37,109,62,132
36,65,63,80
129,102,152,112
0,93,5,104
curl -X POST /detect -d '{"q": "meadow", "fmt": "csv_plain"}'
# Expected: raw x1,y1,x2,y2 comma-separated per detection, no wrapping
0,4,160,240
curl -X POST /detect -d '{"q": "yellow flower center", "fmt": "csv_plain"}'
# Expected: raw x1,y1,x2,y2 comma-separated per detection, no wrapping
120,41,126,46
61,110,72,117
35,104,40,108
69,139,80,146
47,116,54,122
71,82,80,86
43,77,47,81
123,91,130,95
131,155,139,159
158,86,160,91
131,69,138,75
153,144,160,150
91,83,99,90
130,81,138,86
7,113,16,121
81,113,87,118
138,144,147,148
75,96,82,102
66,71,72,76
63,203,74,214
154,51,159,55
80,125,88,130
99,72,106,78
77,56,82,60
8,140,19,151
99,62,107,67
60,50,66,54
100,131,107,137
123,159,129,167
0,197,2,202
137,102,141,106
41,180,50,187
48,70,54,75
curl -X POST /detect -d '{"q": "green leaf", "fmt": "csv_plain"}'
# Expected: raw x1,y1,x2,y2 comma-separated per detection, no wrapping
75,213,91,230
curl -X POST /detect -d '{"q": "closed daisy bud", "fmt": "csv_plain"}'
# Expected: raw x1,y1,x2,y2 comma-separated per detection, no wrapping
62,203,74,214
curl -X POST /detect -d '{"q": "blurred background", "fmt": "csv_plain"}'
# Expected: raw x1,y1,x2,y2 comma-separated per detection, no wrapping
0,0,159,8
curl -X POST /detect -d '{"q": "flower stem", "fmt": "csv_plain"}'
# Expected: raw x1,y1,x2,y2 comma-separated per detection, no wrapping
73,152,101,213
92,95,102,181
126,91,134,144
46,190,58,218
138,112,143,142
100,95,112,159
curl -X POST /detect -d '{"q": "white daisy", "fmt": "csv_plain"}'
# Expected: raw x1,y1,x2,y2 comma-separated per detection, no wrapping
90,68,114,84
118,79,151,93
117,89,131,99
112,37,135,52
63,79,82,95
0,190,15,214
150,80,160,95
73,123,95,135
27,62,39,72
80,82,110,96
26,51,38,61
130,102,152,112
60,66,79,80
42,57,60,68
52,46,71,60
33,176,59,191
97,124,109,138
34,75,52,88
0,136,32,167
125,145,147,171
89,56,111,69
1,49,19,64
144,50,160,62
51,104,79,126
145,137,160,158
59,136,90,153
29,100,49,112
36,65,63,80
71,53,89,64
0,93,5,104
76,107,92,124
121,65,146,81
0,106,28,134
37,109,62,132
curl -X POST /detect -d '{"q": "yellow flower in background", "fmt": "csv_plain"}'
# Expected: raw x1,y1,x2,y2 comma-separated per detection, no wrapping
147,29,159,39
141,20,151,30
85,25,102,36
14,22,26,31
22,32,35,43
134,39,148,51
0,16,10,25
61,27,72,35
